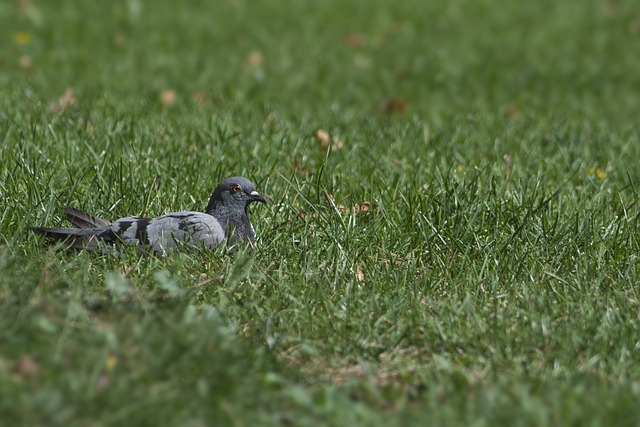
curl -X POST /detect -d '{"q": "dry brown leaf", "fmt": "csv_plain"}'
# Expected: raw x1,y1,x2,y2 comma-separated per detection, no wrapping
49,88,77,112
345,33,364,48
354,201,371,216
504,105,520,118
246,50,264,67
19,54,33,69
14,354,39,376
315,129,331,150
160,89,177,107
381,97,407,114
59,88,77,109
315,129,345,150
325,192,348,214
298,209,317,219
355,264,365,282
97,374,110,391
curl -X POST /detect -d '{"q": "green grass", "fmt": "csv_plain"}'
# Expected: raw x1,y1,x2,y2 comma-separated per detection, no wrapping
2,0,640,425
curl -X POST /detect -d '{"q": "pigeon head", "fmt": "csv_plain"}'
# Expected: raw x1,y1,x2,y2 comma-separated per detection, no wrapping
205,176,266,214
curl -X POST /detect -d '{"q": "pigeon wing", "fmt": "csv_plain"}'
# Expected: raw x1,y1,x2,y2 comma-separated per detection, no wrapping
142,212,227,253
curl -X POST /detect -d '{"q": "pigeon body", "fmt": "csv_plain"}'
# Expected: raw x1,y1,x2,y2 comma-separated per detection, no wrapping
33,176,266,253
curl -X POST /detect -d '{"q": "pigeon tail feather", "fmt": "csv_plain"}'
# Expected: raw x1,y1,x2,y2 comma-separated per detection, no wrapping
31,227,103,251
63,206,111,229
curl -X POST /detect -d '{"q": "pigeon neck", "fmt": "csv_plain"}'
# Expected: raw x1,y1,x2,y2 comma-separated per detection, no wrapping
206,202,255,243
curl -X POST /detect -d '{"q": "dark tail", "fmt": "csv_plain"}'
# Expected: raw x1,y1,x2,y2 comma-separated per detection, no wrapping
63,206,111,229
32,227,102,251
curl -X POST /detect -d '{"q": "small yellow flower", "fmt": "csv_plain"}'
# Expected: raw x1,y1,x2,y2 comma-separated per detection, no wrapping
105,355,118,372
14,32,31,45
587,167,606,180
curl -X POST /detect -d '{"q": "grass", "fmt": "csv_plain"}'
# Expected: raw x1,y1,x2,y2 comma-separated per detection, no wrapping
2,0,640,425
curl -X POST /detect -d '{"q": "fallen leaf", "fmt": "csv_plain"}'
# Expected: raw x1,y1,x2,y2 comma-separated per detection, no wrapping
315,129,345,150
326,193,348,215
160,89,177,107
19,54,33,69
246,50,263,68
49,88,77,112
97,374,110,391
355,264,365,282
14,355,39,377
354,201,371,215
381,97,407,114
315,129,331,150
504,105,520,118
345,33,364,48
59,88,77,110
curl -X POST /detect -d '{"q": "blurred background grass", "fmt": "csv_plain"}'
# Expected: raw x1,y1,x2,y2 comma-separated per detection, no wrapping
3,0,640,120
2,0,640,426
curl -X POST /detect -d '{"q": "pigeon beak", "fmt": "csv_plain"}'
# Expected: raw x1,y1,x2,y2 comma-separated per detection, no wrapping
250,190,267,204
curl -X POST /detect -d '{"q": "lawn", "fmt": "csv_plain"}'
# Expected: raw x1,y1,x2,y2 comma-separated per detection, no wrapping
2,0,640,425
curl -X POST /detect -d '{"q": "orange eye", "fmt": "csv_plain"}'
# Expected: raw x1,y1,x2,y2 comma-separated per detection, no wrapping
231,184,241,193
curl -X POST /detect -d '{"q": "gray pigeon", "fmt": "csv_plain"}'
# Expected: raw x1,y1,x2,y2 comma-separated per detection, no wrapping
33,176,267,253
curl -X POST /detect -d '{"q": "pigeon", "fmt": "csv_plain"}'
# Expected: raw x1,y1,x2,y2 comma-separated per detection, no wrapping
33,176,267,254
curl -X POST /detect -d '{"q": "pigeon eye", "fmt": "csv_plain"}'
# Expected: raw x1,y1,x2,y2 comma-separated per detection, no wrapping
231,184,242,193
